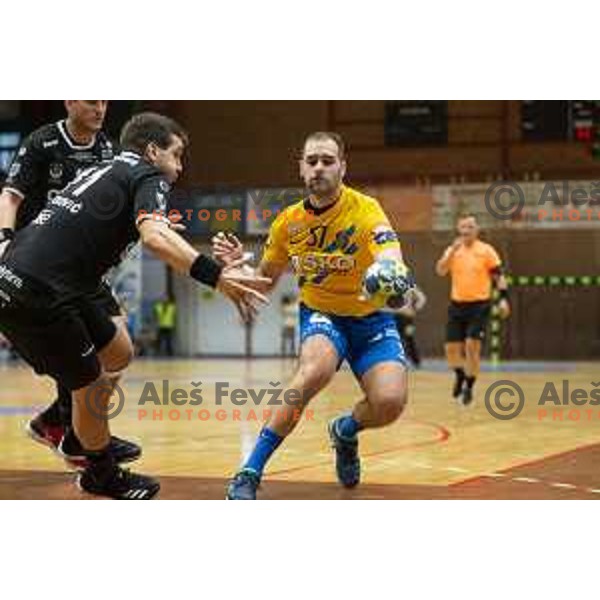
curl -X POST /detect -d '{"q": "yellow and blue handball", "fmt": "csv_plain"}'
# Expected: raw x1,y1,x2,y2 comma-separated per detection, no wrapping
362,259,415,308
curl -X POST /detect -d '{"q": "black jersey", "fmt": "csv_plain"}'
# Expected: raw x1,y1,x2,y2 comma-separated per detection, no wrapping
4,151,171,298
2,120,115,230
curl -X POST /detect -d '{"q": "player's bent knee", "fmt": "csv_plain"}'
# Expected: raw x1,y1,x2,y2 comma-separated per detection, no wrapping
100,349,133,374
98,331,134,374
372,389,407,424
297,362,335,396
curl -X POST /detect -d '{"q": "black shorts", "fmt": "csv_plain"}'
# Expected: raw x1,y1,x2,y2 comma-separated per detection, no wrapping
446,300,491,343
86,281,123,319
81,282,123,351
0,266,117,391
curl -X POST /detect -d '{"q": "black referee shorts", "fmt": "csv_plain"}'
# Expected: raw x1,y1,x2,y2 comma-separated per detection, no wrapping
446,300,491,343
0,265,117,391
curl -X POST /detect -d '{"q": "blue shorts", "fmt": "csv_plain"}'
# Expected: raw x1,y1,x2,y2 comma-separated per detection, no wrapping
299,303,407,378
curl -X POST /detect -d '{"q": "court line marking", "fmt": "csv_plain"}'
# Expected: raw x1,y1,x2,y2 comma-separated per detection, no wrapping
451,440,600,487
448,440,600,496
269,419,450,477
409,462,598,496
550,482,577,490
445,466,470,474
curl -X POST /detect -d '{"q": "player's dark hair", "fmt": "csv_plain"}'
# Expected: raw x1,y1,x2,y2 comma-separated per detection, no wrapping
304,131,346,159
457,212,478,222
120,112,189,155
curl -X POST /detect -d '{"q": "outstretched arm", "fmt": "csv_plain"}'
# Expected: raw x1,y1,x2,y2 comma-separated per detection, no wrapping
139,220,271,322
211,232,287,294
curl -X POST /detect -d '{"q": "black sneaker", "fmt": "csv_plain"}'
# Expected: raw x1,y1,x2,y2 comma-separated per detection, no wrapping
461,386,474,406
58,429,141,470
77,464,160,500
452,370,466,399
226,469,260,500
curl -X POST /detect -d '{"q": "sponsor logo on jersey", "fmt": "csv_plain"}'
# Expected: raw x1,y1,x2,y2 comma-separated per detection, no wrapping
0,265,23,289
31,209,54,226
72,151,95,162
49,162,63,181
50,195,83,214
288,221,311,239
372,226,398,245
291,253,355,275
42,139,59,149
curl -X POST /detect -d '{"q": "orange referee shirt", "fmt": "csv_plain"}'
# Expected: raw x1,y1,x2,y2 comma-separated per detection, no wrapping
448,240,501,302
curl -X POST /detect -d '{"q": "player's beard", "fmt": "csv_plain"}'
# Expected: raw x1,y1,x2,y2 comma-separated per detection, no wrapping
308,174,340,202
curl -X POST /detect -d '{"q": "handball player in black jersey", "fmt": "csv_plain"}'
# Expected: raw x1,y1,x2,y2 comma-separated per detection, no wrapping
0,101,141,468
0,112,269,499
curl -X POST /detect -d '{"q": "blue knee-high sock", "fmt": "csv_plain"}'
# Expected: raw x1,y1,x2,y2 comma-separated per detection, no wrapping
336,414,362,439
243,427,284,478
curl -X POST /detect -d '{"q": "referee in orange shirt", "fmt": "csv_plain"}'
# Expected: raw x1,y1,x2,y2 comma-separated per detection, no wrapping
436,214,510,405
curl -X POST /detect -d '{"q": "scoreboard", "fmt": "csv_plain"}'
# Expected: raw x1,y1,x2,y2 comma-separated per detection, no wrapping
521,100,599,143
384,101,448,146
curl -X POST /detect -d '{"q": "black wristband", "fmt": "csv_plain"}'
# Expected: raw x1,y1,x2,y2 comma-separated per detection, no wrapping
189,254,223,289
0,228,14,243
499,289,509,301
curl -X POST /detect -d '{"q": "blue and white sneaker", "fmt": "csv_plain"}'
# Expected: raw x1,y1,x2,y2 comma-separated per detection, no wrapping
226,468,261,500
328,417,360,488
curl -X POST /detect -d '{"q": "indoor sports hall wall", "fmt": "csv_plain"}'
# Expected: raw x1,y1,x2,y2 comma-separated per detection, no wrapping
163,101,600,361
5,101,598,360
170,101,600,186
173,243,299,356
166,226,600,360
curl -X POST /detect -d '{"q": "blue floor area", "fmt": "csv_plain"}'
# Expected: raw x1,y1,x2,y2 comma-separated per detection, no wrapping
0,406,39,416
419,359,577,373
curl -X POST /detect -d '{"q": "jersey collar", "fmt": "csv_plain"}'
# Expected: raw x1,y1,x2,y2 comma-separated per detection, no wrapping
57,119,98,150
304,185,345,216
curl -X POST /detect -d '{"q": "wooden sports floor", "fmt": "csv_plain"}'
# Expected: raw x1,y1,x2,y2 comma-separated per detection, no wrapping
0,358,598,499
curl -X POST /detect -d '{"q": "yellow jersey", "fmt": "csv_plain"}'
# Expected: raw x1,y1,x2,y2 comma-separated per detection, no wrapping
262,185,401,317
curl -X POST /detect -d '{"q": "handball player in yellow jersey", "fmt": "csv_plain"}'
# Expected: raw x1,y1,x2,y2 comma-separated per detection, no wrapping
436,214,510,405
215,132,414,499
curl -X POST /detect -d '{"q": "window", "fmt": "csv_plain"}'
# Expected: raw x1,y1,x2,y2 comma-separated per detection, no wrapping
0,132,21,177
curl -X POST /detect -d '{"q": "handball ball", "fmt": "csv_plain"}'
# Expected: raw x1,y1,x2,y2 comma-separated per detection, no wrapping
362,259,410,307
